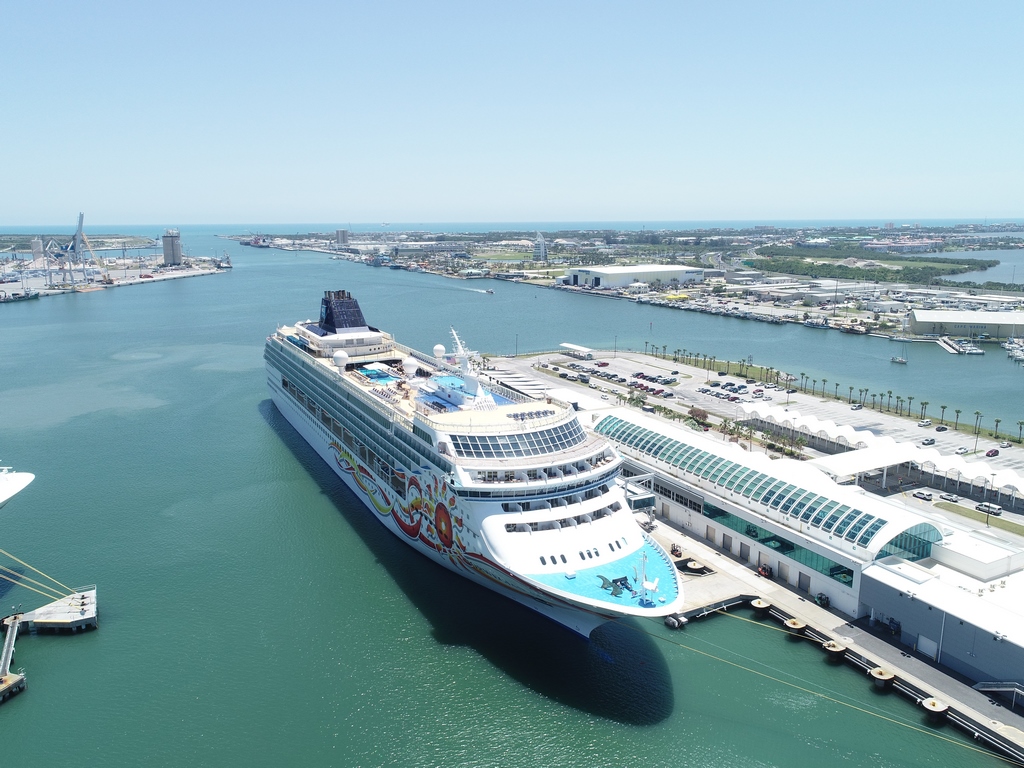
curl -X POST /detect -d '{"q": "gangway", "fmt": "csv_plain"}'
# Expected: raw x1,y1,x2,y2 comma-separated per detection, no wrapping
0,614,26,702
0,614,20,676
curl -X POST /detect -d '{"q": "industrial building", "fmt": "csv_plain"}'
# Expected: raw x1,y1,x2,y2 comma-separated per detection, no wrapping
909,309,1024,338
162,229,182,266
588,407,1024,687
565,265,704,290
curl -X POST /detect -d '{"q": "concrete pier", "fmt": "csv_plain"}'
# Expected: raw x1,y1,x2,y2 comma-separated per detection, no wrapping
21,587,97,633
649,523,1024,762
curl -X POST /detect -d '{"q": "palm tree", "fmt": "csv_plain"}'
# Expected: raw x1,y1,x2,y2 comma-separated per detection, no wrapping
939,405,947,425
954,409,961,430
644,341,649,355
974,410,983,434
673,348,681,363
870,393,877,409
848,385,855,403
887,390,893,411
834,382,840,399
792,436,807,458
812,379,818,395
821,378,828,398
920,401,929,420
907,396,914,417
662,344,667,359
1018,420,1024,443
800,372,806,392
994,418,1002,439
719,418,733,441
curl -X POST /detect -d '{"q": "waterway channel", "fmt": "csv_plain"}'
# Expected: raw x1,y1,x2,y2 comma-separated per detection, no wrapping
0,226,1014,765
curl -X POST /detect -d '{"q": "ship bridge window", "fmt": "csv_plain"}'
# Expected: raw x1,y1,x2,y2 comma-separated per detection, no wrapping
448,420,586,459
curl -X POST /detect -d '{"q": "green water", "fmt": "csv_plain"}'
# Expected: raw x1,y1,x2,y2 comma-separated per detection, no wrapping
0,237,1005,766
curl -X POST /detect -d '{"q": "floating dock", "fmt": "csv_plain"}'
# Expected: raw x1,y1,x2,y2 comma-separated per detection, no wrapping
21,586,98,632
0,587,97,706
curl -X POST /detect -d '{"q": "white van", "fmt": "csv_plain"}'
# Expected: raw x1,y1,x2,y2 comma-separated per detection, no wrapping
918,419,932,427
976,502,1002,516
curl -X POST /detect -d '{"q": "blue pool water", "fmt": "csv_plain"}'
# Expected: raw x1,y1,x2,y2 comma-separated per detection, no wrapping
531,540,679,606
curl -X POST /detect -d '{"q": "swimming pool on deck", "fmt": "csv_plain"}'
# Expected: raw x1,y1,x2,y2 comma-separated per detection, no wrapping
528,540,678,607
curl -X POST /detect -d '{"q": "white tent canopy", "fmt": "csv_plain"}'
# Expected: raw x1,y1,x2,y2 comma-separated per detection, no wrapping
740,403,1024,492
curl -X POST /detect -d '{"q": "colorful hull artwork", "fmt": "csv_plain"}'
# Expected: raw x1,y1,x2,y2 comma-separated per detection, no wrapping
329,441,467,568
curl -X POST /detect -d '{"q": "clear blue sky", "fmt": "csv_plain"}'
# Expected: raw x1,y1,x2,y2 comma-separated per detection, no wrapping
4,1,1022,225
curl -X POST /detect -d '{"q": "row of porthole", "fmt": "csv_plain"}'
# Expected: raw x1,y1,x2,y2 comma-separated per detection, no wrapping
539,539,624,567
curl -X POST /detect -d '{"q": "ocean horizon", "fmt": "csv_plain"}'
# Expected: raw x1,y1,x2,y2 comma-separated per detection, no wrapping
2,218,1024,236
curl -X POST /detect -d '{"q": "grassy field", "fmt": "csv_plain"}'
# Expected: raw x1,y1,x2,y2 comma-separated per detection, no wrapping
934,501,1024,534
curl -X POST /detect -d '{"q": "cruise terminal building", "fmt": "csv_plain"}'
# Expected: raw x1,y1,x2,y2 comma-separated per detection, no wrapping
585,407,1024,685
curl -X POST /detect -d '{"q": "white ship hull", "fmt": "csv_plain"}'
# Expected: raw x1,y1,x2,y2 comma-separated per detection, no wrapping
264,290,684,639
269,372,615,636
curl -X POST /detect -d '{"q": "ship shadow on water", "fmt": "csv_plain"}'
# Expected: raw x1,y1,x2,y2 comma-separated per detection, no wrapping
261,400,675,725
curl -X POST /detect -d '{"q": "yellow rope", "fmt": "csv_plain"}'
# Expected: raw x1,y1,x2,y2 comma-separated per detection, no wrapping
624,618,1024,767
0,548,74,592
0,564,71,601
0,571,66,603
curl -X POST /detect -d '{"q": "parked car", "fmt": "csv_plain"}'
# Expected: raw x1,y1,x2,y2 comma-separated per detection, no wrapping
913,491,933,501
935,425,948,432
921,438,936,446
939,493,960,502
976,502,1002,516
710,381,721,387
786,388,797,394
851,404,863,411
955,447,969,455
999,441,1011,448
986,449,1000,457
917,419,932,427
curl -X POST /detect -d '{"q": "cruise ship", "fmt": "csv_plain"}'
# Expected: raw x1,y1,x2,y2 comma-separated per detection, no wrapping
265,290,685,636
0,466,34,510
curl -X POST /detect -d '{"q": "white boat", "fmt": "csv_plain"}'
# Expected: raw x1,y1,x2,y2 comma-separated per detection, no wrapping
265,290,685,636
0,466,34,510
